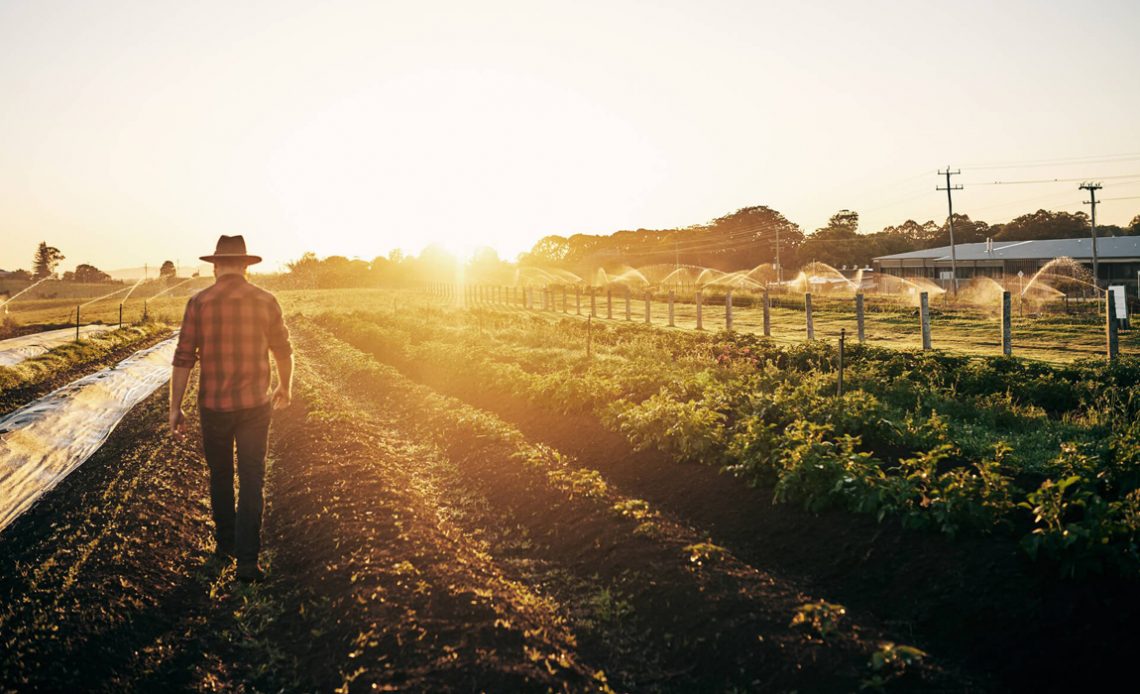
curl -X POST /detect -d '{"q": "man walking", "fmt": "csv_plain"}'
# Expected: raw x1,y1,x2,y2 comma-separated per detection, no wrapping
169,235,293,582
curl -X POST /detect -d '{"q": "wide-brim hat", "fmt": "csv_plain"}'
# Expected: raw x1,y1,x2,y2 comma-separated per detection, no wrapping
199,235,262,264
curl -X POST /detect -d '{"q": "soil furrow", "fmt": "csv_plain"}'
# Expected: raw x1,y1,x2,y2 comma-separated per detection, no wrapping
264,324,600,692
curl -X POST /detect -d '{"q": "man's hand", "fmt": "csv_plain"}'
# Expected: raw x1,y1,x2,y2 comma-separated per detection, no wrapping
169,408,188,438
271,385,292,410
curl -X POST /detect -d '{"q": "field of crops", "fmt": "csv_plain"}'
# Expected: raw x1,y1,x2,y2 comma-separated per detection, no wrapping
1,286,1139,692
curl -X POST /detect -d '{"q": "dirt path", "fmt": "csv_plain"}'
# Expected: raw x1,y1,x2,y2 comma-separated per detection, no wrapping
0,389,249,692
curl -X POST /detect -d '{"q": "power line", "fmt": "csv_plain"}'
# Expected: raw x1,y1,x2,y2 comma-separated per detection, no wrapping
969,189,1078,213
965,152,1140,171
972,172,1140,186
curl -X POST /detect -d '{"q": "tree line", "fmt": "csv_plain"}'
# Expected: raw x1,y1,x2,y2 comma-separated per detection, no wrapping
518,206,1140,275
1,242,182,283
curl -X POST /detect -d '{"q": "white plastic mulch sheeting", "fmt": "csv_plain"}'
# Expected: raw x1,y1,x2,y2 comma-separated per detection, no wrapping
0,337,177,534
0,326,114,367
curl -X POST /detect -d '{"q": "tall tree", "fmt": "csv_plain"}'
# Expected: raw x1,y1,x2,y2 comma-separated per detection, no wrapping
813,209,860,239
32,242,64,280
704,206,804,269
71,264,111,283
159,260,177,278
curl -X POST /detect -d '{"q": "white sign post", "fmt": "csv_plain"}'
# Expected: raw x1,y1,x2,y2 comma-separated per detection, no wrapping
1109,285,1129,329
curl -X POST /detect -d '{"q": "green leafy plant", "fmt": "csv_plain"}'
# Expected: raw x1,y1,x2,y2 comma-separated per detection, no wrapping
789,600,846,639
861,641,927,691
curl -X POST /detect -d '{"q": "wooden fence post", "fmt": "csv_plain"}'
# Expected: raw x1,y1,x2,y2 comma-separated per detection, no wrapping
920,292,932,350
763,288,771,337
696,290,704,330
805,292,814,340
1002,291,1012,356
668,291,675,327
1107,289,1120,360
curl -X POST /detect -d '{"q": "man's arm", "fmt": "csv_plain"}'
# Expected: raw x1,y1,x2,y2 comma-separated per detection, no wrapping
169,366,192,436
267,296,294,410
271,353,293,410
170,298,199,436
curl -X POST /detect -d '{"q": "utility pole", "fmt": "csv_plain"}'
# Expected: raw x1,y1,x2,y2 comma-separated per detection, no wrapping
1080,182,1103,288
937,167,963,295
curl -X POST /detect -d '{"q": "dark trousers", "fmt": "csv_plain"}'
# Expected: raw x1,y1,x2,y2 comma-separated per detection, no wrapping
200,402,271,566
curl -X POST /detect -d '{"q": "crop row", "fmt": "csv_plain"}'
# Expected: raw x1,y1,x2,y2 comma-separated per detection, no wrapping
315,305,1140,577
0,324,170,398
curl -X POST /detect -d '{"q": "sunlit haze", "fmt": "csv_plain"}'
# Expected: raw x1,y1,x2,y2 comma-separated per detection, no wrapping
3,0,1139,272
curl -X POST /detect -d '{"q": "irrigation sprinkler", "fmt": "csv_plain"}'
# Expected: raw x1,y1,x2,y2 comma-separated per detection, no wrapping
606,289,613,320
837,328,846,397
1002,291,1012,356
590,288,597,317
624,287,631,321
75,305,80,342
563,286,568,313
668,291,675,327
855,293,865,343
576,286,581,315
586,315,593,358
119,303,123,329
725,290,733,331
920,292,932,351
695,290,704,330
1018,271,1024,318
644,291,651,324
805,293,814,340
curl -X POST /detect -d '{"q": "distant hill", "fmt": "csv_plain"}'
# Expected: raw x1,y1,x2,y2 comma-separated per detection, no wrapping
107,265,207,280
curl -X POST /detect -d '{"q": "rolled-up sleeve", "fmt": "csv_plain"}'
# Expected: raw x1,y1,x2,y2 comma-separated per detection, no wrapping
172,298,200,368
266,297,292,359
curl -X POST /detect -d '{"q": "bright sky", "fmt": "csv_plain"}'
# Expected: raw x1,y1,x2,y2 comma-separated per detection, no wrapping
3,0,1139,273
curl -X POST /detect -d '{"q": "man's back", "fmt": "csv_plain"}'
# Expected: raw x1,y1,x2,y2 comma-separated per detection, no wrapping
172,274,292,412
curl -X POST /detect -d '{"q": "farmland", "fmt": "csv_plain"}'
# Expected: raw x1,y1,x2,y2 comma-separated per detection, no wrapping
1,286,1139,691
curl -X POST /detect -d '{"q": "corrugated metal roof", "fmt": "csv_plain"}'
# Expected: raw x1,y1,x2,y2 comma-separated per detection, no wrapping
874,237,1140,262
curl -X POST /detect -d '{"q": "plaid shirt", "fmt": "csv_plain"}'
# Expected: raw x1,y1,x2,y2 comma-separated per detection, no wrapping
172,275,292,412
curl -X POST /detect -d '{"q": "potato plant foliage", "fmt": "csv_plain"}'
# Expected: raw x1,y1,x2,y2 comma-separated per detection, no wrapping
317,305,1140,578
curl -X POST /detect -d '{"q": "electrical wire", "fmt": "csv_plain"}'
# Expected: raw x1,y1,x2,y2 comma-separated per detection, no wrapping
963,153,1140,171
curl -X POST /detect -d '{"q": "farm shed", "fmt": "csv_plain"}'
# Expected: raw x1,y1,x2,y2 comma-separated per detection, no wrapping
873,237,1140,288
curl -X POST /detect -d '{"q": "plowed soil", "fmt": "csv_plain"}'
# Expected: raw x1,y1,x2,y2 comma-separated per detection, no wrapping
1,318,982,692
